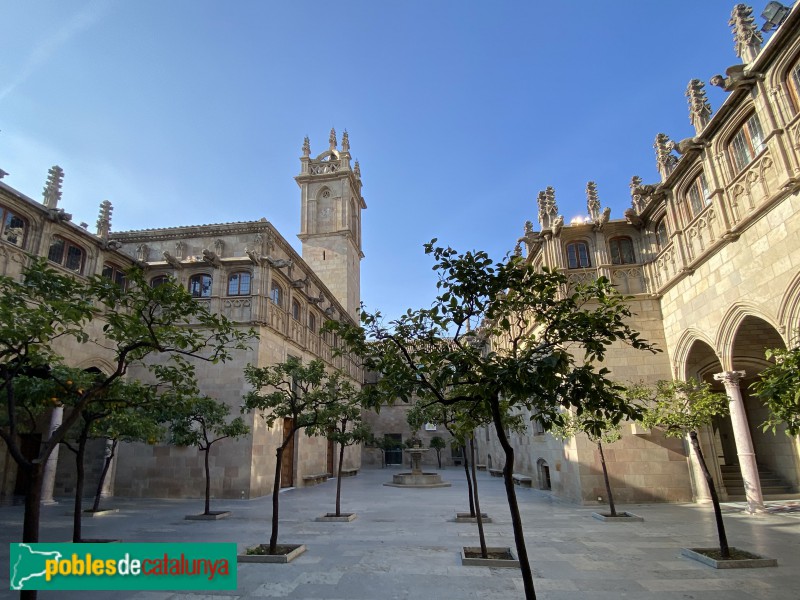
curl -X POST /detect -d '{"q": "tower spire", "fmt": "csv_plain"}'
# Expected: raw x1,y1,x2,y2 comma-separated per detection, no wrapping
96,200,113,240
686,79,712,134
329,127,337,150
730,4,762,63
43,165,64,209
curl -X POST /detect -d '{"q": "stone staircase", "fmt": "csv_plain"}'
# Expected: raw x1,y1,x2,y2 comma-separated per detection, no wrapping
720,464,797,500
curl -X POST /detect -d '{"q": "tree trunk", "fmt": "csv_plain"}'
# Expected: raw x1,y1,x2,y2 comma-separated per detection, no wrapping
436,449,442,469
469,437,487,558
203,446,211,515
335,441,345,517
463,448,476,517
491,400,536,600
689,430,730,558
72,427,89,543
270,445,283,555
597,440,617,517
92,439,117,512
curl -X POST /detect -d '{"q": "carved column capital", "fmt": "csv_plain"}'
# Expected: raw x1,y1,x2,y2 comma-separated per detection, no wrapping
713,370,747,387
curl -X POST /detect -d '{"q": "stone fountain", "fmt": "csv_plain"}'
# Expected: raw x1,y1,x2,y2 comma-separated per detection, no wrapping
384,444,451,488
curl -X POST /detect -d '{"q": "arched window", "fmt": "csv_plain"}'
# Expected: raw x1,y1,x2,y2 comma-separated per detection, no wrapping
47,236,85,273
655,220,669,250
308,311,317,334
102,263,126,288
608,237,635,265
188,274,212,298
787,56,800,113
227,271,251,296
565,241,591,269
0,205,26,247
270,282,283,307
150,275,169,288
729,113,765,172
685,172,710,218
291,298,301,321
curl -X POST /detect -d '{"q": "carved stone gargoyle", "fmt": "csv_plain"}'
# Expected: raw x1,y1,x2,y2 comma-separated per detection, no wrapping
46,208,72,223
265,256,293,269
672,136,705,155
624,208,644,229
163,251,183,269
202,249,222,268
710,64,762,92
245,247,262,266
307,291,325,305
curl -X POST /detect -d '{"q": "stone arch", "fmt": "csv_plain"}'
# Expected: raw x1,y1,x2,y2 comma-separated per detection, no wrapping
777,271,800,345
536,458,551,490
74,357,115,375
673,328,719,380
716,302,781,371
314,149,340,162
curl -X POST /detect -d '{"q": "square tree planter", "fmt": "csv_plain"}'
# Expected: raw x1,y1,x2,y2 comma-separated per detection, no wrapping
315,513,357,522
460,546,520,568
681,547,778,569
185,511,231,521
454,512,493,524
591,511,643,522
238,544,306,564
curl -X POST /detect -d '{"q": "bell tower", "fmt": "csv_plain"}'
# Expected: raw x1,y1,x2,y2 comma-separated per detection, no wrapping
296,128,366,322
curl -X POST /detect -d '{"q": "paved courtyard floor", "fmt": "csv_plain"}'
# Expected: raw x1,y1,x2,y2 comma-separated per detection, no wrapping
2,467,799,599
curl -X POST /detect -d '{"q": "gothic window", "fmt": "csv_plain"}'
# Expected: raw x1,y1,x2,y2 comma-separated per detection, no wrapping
565,241,591,269
0,205,26,247
101,263,126,288
685,172,711,218
227,271,251,296
608,237,636,265
150,275,169,288
291,298,301,321
787,56,800,112
270,282,283,307
655,220,669,250
188,273,212,298
308,311,317,334
729,113,765,172
47,236,85,273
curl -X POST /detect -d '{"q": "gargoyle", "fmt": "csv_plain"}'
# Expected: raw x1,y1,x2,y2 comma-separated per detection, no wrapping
673,136,705,155
47,208,72,223
593,206,611,230
624,208,644,229
291,277,307,289
551,215,564,237
265,256,293,269
163,251,183,269
202,249,222,268
245,247,261,266
324,306,337,317
710,64,762,92
307,291,325,305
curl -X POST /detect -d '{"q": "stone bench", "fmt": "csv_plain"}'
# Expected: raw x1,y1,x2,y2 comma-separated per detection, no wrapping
339,468,359,478
512,473,533,487
488,468,503,477
476,464,487,471
302,473,329,486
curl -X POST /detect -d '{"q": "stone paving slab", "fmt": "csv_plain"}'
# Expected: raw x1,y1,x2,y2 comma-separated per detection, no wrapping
1,467,800,599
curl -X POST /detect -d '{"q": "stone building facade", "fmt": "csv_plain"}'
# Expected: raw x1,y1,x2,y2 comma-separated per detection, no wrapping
0,129,366,502
476,4,800,510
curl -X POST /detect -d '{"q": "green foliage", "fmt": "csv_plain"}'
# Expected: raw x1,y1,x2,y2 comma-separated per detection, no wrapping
169,394,249,451
750,344,800,436
429,435,447,451
634,379,729,437
550,410,622,445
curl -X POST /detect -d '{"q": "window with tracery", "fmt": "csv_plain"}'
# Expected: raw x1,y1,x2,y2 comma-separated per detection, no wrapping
655,220,669,250
788,57,800,112
608,237,636,265
685,172,711,218
308,311,317,334
151,275,169,288
292,298,301,321
729,113,765,172
47,236,85,273
565,241,591,269
102,263,127,288
0,205,26,247
270,282,283,307
227,271,251,296
188,273,212,298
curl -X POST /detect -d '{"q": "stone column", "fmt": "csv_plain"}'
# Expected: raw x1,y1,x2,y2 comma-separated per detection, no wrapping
713,370,764,513
40,405,63,505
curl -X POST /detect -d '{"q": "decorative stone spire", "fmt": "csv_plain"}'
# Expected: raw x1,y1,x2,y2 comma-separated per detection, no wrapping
586,181,600,222
730,4,762,63
686,79,712,134
654,133,678,181
43,165,64,209
96,200,112,240
341,129,350,152
537,186,559,229
629,176,645,214
302,136,310,157
329,127,337,150
0,168,8,179
354,160,361,178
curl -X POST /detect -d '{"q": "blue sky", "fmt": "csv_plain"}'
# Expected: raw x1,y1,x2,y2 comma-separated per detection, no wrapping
0,1,782,319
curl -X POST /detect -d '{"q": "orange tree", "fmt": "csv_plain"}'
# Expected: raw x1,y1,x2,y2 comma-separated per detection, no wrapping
327,240,655,600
